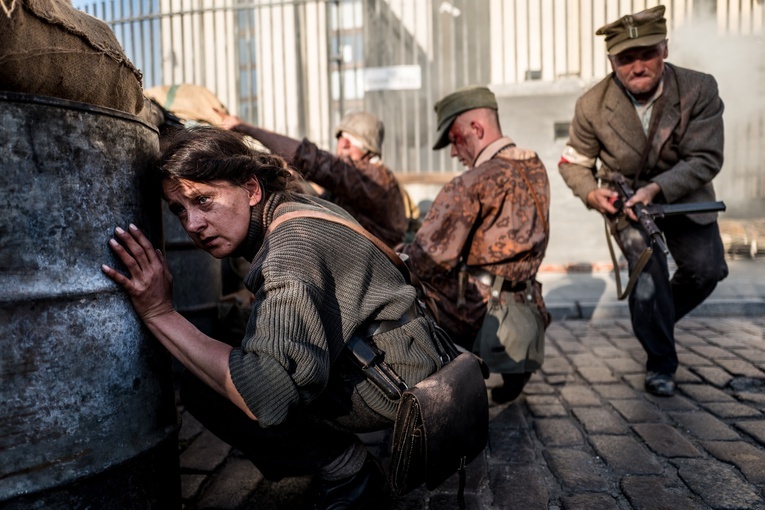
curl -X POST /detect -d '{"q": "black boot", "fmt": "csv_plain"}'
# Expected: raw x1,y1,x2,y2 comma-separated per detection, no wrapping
644,371,676,397
491,372,532,404
312,455,386,510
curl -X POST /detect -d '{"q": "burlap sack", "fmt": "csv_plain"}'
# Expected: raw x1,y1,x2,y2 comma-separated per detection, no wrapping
144,84,229,126
0,0,144,115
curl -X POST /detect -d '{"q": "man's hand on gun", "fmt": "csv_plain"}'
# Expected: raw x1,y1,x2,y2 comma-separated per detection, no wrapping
610,173,670,255
586,188,620,215
586,182,661,221
606,172,726,256
623,182,662,221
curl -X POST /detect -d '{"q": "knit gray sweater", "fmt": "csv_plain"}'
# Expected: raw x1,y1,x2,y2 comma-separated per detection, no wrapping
228,193,442,428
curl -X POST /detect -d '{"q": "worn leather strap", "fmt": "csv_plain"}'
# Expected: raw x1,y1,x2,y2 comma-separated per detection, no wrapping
604,67,670,299
604,216,654,300
356,301,421,339
268,207,443,322
267,208,411,282
631,66,670,188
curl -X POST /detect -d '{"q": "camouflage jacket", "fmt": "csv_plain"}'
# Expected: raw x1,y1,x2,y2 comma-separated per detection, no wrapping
401,137,550,344
291,139,408,247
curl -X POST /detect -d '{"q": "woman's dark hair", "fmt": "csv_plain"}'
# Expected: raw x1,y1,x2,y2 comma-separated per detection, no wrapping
158,126,296,198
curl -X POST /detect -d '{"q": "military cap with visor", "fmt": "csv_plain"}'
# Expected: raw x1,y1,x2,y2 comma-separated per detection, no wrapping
596,5,667,56
432,85,498,150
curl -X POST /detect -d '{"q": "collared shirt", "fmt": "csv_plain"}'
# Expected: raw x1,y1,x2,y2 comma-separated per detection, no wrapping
626,78,664,135
473,136,517,167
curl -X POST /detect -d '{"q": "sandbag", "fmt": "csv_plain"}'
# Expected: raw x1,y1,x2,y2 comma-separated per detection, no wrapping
0,0,144,115
144,84,229,126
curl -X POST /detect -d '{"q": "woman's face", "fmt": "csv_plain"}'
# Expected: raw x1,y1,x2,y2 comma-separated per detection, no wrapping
163,177,262,258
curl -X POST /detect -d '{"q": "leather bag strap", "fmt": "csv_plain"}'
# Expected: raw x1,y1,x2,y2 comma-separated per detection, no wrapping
268,207,446,323
604,216,654,300
631,66,669,187
515,163,548,235
267,208,412,283
267,207,458,353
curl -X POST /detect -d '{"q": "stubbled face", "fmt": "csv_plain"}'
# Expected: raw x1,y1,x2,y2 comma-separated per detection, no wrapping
448,119,476,167
610,42,668,100
163,178,261,258
335,133,368,162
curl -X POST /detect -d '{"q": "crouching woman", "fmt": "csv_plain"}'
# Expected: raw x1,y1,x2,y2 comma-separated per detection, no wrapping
101,127,444,509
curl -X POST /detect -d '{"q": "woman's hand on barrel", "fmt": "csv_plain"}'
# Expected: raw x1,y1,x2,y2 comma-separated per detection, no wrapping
102,224,175,322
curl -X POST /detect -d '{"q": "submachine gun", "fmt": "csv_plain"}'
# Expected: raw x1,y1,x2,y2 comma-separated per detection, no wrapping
607,172,726,299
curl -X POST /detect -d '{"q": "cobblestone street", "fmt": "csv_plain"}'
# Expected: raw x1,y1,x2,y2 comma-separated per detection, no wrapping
178,313,765,510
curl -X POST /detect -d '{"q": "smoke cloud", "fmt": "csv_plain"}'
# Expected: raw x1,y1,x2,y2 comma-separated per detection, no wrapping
668,14,765,217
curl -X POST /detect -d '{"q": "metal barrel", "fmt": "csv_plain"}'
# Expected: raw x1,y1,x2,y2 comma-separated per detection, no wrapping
162,202,222,338
0,92,180,509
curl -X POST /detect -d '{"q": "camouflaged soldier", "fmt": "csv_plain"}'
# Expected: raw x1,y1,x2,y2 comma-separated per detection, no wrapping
400,85,551,403
217,110,408,248
558,6,727,397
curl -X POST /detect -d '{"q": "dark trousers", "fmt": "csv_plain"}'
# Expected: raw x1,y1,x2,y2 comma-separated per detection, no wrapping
179,371,358,480
615,215,728,375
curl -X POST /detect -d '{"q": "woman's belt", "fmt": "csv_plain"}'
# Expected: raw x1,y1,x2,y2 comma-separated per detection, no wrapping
346,301,422,400
355,301,421,339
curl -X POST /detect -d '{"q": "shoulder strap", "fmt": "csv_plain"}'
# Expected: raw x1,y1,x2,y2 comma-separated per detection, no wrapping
267,208,412,284
268,207,457,353
631,66,670,187
515,163,548,235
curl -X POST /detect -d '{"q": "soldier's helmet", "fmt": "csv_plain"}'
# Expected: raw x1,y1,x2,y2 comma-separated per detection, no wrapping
334,111,384,156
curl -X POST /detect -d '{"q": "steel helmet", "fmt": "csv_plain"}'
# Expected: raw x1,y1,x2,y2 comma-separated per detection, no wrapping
334,111,384,156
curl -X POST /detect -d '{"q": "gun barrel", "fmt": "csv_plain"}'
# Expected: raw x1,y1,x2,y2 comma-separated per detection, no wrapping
611,172,668,255
645,201,726,218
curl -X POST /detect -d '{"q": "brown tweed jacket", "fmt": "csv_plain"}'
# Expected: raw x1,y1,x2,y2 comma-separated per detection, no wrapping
559,63,724,225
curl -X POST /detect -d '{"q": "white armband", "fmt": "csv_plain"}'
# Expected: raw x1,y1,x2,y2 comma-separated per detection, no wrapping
560,145,596,168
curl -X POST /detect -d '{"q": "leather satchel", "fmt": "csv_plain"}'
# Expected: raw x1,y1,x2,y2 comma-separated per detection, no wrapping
389,351,489,497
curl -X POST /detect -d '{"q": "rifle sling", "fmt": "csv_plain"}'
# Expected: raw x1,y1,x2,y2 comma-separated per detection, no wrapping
604,217,654,300
628,65,670,188
606,67,669,299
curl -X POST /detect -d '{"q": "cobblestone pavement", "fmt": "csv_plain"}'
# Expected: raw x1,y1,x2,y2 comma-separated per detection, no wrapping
177,314,765,510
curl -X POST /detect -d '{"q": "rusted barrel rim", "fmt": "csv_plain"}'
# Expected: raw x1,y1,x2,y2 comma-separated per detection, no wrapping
0,91,158,133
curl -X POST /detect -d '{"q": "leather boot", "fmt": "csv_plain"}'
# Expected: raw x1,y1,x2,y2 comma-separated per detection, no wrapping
312,455,386,510
491,372,532,404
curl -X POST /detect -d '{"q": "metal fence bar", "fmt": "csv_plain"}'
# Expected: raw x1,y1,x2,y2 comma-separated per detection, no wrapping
75,0,762,199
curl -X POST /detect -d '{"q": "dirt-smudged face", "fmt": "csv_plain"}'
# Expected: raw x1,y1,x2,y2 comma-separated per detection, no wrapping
610,41,668,101
163,177,261,258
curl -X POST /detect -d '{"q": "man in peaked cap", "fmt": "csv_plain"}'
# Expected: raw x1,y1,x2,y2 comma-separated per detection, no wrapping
400,85,551,404
558,5,728,396
218,110,408,248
